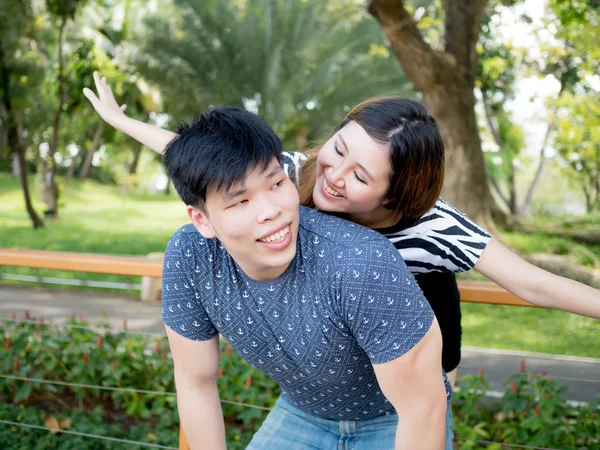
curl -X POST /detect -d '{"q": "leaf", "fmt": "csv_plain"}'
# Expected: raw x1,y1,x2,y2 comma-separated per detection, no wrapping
14,383,32,403
59,418,72,429
44,416,60,434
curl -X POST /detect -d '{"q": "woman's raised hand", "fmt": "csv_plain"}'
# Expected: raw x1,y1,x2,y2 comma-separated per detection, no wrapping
83,72,128,127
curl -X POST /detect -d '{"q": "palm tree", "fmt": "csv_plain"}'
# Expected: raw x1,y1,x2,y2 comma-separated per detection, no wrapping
137,0,413,145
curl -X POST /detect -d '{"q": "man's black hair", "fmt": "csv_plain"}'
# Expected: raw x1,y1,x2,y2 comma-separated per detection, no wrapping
163,106,283,209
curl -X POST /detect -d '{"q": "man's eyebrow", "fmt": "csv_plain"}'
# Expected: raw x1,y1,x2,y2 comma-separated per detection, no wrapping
266,166,283,178
338,134,374,182
222,187,247,202
222,166,282,202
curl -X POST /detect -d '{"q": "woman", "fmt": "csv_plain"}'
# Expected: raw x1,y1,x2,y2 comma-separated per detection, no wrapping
83,74,600,387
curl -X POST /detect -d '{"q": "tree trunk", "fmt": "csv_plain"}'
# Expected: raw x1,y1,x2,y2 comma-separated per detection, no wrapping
0,45,44,229
12,151,20,177
369,0,495,231
424,84,495,230
78,121,104,179
44,18,67,219
63,155,79,185
129,141,143,174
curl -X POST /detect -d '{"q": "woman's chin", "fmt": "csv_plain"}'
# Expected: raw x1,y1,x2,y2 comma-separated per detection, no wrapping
313,193,343,213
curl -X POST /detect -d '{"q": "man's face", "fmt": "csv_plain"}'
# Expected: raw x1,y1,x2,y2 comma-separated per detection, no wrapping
190,158,300,281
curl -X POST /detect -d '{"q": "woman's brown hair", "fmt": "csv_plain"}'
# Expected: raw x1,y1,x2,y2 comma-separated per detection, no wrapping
298,97,445,221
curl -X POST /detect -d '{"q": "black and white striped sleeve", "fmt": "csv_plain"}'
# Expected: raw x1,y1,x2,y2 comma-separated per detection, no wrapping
384,199,491,274
281,151,309,187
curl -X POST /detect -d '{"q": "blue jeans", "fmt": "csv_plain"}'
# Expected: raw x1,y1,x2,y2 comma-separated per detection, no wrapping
246,396,454,449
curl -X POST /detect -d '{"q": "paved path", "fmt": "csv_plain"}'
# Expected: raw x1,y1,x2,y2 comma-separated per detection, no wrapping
1,284,598,403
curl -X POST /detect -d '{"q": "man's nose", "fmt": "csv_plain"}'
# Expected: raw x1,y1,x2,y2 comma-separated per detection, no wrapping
256,193,282,223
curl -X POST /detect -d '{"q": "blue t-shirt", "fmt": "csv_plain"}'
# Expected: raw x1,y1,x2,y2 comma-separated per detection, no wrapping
162,207,451,420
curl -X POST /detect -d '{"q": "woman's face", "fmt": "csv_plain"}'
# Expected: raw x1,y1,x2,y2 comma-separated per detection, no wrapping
312,121,393,215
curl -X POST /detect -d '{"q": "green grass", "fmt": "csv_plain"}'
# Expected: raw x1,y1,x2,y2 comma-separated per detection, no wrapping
461,303,599,358
1,173,599,358
0,173,187,286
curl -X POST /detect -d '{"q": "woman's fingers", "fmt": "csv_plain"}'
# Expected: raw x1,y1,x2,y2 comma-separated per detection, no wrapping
82,87,99,107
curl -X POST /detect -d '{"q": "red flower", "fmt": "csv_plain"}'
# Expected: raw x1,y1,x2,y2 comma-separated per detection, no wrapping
38,316,44,325
155,340,161,354
78,315,84,323
96,335,103,349
14,356,19,371
83,352,89,364
218,368,224,377
535,405,540,416
519,359,526,373
245,376,252,389
6,336,11,350
24,309,30,320
11,312,16,320
123,319,128,330
541,370,547,376
71,312,76,320
225,345,232,357
477,367,484,377
511,381,518,394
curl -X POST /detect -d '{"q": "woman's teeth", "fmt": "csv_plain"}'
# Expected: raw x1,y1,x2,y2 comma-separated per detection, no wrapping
259,226,290,243
324,179,343,197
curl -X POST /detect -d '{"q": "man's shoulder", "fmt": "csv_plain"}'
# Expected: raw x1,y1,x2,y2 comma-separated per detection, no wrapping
165,223,219,261
298,207,391,249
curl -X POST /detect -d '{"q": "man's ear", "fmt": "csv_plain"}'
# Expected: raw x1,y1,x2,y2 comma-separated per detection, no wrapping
187,205,217,239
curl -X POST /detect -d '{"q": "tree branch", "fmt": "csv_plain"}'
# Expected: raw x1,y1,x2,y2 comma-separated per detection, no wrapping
521,116,556,214
489,173,510,210
480,87,504,148
368,0,449,91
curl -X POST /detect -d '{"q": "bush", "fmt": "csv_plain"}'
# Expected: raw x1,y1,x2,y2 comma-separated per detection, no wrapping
1,313,598,449
0,311,276,449
453,364,600,449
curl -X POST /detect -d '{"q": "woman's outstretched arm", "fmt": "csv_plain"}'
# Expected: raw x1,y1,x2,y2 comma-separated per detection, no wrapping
83,72,176,154
475,238,600,319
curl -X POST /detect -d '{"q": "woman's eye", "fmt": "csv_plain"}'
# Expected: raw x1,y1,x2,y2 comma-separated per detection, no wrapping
334,144,343,156
354,172,367,184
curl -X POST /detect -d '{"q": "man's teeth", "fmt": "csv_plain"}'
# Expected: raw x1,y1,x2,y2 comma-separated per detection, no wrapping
324,179,343,197
259,227,290,243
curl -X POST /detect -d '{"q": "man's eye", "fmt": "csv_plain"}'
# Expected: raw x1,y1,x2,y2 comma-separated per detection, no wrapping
334,144,343,156
235,200,248,207
273,180,284,189
354,172,366,184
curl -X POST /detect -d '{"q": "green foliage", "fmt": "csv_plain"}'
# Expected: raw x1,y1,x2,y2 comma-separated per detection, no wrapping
0,402,179,449
136,0,413,144
453,368,600,449
0,313,276,448
554,91,600,213
1,315,598,449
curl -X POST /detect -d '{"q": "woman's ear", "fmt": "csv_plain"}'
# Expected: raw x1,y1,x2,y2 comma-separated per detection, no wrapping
187,205,217,239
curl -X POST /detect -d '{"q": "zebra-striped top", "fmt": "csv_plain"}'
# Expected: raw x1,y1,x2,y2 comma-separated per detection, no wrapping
281,151,491,273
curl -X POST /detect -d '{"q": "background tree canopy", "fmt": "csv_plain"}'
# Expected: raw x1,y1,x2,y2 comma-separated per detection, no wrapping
0,0,598,230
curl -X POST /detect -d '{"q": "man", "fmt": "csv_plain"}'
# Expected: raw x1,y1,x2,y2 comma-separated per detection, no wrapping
161,106,452,449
